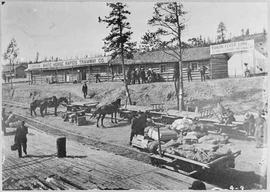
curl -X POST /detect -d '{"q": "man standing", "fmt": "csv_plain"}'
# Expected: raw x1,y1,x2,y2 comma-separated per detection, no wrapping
82,82,88,99
95,73,101,83
140,68,146,84
187,65,192,82
129,112,147,145
255,111,266,148
14,121,28,158
244,112,255,136
2,108,7,135
200,65,207,82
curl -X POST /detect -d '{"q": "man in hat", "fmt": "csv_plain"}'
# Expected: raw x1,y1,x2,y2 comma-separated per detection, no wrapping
82,82,88,99
129,111,147,145
187,65,193,82
189,180,206,190
255,110,266,148
14,121,28,158
244,112,255,136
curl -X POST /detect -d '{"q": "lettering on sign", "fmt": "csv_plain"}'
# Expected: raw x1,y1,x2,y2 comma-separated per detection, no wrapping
210,40,254,55
26,56,111,70
52,62,64,67
42,63,52,68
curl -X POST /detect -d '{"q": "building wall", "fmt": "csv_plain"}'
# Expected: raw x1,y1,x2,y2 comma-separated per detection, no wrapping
210,54,228,79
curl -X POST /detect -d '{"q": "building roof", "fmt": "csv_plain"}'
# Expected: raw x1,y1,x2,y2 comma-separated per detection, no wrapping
2,63,28,73
111,46,210,65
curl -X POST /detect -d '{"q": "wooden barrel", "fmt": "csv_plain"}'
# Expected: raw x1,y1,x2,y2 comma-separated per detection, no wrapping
57,137,66,158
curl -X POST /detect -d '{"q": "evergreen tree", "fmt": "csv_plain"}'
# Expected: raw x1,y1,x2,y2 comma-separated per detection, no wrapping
99,2,136,105
217,22,227,43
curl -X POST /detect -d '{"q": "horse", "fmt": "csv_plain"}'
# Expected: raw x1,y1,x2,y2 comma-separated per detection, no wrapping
91,98,121,127
41,96,68,116
30,96,68,117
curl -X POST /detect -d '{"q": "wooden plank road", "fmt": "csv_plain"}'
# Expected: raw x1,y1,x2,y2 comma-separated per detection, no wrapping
2,128,216,190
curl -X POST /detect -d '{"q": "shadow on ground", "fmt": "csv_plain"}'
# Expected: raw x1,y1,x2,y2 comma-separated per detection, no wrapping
194,168,266,190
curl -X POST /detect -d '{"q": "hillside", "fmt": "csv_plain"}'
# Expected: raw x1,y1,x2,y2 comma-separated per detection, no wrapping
2,76,267,115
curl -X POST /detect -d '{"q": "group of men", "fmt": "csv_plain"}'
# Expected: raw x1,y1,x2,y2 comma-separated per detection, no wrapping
127,67,160,85
187,65,208,82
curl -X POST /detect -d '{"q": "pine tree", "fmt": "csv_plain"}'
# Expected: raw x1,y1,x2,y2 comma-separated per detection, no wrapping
99,2,136,105
217,22,227,43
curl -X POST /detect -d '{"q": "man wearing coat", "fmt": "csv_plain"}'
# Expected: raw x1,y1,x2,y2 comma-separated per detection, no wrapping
14,121,28,158
129,112,147,145
82,82,88,99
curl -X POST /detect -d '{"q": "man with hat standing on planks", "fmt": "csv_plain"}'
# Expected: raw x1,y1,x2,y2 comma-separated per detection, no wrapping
14,121,28,158
129,111,147,145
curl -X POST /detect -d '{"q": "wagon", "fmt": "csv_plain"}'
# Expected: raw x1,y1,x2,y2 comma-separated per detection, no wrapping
131,130,241,176
66,101,99,114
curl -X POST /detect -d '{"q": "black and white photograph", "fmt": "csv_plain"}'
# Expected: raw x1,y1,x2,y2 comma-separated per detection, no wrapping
1,0,269,190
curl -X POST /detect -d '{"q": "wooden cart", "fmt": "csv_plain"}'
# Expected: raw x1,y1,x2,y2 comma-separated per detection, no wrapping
150,150,241,176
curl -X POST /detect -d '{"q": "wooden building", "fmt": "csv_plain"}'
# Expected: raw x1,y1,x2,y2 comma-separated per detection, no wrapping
25,47,230,84
2,63,28,81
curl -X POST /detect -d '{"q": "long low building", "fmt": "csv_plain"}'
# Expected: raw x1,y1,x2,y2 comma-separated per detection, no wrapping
25,34,267,84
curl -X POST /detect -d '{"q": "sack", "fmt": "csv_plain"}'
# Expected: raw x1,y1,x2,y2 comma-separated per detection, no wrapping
11,143,19,151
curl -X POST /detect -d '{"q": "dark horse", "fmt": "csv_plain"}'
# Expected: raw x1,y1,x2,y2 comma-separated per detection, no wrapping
91,98,121,127
30,96,68,117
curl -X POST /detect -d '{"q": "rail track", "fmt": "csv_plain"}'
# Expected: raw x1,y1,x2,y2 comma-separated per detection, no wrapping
2,100,152,164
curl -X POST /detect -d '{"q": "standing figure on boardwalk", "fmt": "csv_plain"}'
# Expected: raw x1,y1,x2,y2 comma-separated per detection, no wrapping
95,73,101,83
135,68,140,84
200,65,207,81
129,112,147,145
14,121,28,158
140,68,146,84
255,111,266,148
82,82,88,99
187,65,192,82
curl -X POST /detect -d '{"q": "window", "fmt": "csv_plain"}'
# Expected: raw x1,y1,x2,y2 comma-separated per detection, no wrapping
190,62,198,71
160,65,166,73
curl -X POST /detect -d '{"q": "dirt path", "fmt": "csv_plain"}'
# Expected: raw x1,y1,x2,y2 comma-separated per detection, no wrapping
3,103,267,189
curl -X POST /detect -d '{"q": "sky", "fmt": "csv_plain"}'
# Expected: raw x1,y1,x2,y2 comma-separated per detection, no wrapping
1,1,268,63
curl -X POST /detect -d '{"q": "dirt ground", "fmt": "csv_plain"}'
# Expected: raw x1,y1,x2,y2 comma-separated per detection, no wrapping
2,76,268,115
2,76,268,189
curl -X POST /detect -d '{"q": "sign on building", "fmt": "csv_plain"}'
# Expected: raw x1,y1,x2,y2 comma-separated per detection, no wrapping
27,56,111,70
210,40,254,55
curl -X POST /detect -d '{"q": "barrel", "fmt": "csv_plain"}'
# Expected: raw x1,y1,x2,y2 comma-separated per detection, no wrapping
56,137,66,158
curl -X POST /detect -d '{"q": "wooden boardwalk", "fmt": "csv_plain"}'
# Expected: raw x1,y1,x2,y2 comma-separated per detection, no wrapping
2,128,215,190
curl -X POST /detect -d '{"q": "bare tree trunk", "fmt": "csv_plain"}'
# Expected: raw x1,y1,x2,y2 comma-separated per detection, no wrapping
121,49,132,105
179,60,184,111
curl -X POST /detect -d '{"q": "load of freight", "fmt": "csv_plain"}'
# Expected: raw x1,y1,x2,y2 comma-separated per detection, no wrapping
160,133,237,163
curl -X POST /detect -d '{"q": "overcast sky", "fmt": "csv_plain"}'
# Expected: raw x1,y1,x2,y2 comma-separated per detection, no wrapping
1,1,268,63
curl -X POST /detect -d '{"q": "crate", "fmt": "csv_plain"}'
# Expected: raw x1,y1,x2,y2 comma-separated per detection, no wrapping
76,116,87,126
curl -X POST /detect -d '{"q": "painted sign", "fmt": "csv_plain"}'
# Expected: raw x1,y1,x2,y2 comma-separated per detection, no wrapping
210,40,254,55
27,56,110,70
